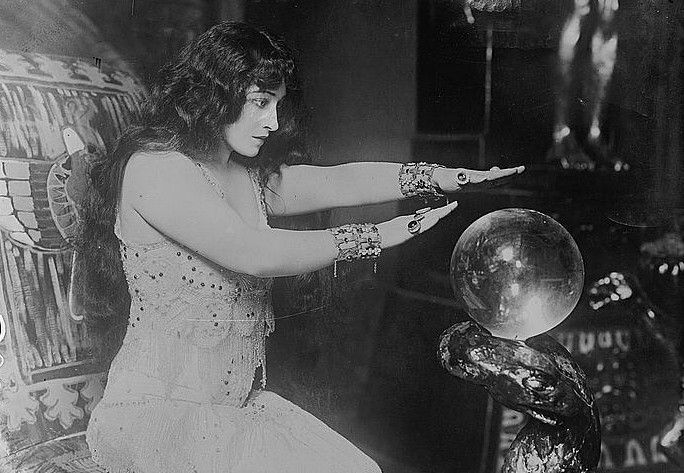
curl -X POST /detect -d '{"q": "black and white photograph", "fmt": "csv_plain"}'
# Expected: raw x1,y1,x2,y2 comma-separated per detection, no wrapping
0,0,682,472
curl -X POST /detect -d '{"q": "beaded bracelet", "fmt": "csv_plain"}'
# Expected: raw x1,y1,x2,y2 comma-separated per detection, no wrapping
399,162,445,200
329,223,382,277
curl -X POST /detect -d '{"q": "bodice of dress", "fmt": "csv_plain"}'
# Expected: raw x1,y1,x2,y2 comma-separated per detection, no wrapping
105,164,275,409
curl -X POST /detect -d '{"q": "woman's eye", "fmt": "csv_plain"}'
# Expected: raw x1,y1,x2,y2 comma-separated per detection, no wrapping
251,98,269,108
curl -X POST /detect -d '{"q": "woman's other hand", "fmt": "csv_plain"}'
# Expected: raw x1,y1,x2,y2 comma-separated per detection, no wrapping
434,165,525,193
377,201,460,248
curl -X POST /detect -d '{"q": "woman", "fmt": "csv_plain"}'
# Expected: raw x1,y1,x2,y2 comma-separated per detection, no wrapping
80,21,523,473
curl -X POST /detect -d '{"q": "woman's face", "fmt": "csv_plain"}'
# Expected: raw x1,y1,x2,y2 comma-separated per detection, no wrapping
224,83,286,157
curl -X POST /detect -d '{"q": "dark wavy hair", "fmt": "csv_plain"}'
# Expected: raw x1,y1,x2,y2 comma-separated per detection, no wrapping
73,21,310,362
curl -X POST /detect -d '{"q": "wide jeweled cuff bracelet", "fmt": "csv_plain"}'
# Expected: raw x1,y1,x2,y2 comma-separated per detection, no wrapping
399,162,445,199
329,223,382,276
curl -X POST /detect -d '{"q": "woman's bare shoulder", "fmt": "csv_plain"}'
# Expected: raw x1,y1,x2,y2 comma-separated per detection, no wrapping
126,150,194,176
124,151,203,193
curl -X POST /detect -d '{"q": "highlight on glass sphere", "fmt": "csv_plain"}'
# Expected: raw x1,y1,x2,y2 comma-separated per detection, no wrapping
450,208,584,340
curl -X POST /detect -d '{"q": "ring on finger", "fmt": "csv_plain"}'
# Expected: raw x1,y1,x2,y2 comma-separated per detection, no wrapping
456,172,469,186
414,207,431,221
408,207,431,234
407,219,421,234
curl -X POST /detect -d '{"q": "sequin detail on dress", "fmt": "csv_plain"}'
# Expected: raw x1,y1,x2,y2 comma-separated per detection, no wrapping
86,158,381,473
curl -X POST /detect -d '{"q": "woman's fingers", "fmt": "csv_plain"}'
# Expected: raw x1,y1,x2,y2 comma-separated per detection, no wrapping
495,165,525,178
408,201,459,235
454,165,524,188
437,166,525,192
424,202,457,230
492,165,524,178
382,201,459,247
478,165,525,183
430,200,459,220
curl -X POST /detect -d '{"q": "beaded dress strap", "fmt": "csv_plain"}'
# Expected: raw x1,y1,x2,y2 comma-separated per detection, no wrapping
194,162,225,199
248,168,269,227
194,162,269,227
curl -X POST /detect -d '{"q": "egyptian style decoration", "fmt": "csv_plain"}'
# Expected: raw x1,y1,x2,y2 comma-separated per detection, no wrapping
0,48,145,250
0,48,145,466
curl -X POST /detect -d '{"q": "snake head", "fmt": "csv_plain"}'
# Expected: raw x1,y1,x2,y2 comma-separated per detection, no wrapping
439,320,586,423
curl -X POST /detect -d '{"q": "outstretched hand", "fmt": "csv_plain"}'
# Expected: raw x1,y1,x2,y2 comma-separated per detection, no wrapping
434,165,525,193
378,201,460,248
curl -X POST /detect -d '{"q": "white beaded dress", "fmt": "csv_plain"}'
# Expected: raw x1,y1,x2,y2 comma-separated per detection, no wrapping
85,162,381,473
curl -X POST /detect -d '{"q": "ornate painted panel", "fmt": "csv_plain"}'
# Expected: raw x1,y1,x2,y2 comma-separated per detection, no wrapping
0,49,145,468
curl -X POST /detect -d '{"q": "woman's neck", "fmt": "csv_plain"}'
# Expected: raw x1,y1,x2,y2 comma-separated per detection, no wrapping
202,148,246,177
215,141,233,167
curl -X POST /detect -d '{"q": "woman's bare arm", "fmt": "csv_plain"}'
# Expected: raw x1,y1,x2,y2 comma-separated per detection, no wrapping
123,153,458,278
265,163,405,216
265,162,524,217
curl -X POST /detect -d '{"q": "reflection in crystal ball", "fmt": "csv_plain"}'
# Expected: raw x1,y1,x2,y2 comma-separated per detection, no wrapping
450,209,584,340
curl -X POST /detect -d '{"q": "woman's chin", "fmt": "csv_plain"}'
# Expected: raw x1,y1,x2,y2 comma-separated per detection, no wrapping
236,148,260,158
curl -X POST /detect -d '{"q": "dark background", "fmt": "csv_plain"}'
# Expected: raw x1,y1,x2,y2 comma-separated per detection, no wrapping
1,0,682,472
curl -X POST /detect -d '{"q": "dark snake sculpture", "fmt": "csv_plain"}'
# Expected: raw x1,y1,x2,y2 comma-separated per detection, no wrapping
439,321,601,472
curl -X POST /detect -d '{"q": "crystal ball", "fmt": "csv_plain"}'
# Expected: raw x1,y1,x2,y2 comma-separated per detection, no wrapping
450,208,584,340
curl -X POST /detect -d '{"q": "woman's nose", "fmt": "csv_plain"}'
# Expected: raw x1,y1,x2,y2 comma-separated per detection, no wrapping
265,107,279,132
